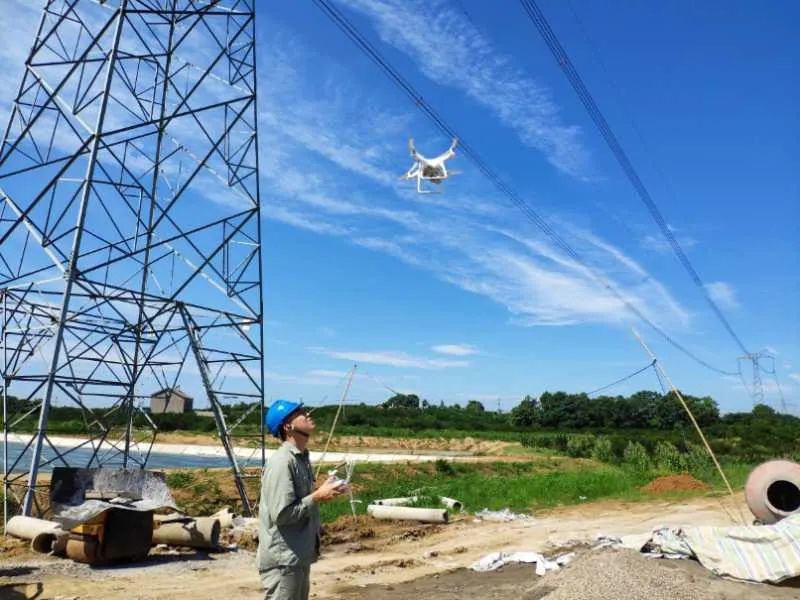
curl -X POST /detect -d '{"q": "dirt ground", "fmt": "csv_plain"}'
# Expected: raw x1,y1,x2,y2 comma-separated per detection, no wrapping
118,431,515,455
2,493,798,599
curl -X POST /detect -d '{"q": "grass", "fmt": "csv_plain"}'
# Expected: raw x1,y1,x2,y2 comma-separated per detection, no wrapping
333,426,524,441
160,454,758,524
320,459,673,522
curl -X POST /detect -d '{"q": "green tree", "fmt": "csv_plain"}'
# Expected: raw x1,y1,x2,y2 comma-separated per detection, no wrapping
465,400,485,413
510,395,540,428
382,394,420,409
752,403,776,418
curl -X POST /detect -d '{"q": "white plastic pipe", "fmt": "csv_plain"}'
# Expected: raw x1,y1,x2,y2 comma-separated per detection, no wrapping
151,517,220,548
6,516,64,553
373,496,418,507
367,504,448,523
439,496,462,511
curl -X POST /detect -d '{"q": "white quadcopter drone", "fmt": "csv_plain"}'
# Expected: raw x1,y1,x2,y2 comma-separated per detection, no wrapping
402,137,460,193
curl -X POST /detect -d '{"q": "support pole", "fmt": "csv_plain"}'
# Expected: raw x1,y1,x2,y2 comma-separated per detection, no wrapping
180,305,252,515
632,328,746,524
23,4,129,516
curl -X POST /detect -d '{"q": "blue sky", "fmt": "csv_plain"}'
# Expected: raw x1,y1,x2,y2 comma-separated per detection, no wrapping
1,1,797,413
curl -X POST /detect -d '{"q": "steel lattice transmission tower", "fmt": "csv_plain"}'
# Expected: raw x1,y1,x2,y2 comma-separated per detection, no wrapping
1,0,264,517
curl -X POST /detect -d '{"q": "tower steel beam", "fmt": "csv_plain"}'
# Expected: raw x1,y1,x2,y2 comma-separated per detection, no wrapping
1,0,263,519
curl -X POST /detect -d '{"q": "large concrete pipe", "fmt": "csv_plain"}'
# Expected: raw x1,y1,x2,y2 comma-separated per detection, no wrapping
211,507,235,529
152,517,221,548
367,504,448,523
745,460,800,524
6,516,64,554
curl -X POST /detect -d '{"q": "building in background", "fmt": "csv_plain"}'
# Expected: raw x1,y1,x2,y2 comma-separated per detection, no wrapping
150,388,194,414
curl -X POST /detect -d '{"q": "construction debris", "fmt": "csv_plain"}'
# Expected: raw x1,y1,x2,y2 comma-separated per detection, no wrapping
470,550,575,575
45,467,177,565
474,508,532,522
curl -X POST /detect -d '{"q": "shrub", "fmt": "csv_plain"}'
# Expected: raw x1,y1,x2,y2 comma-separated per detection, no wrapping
434,459,456,477
565,434,596,458
591,437,614,463
685,442,713,478
653,441,686,474
623,441,650,472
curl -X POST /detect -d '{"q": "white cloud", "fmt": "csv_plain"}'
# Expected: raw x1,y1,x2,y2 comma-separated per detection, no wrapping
640,233,698,254
309,346,469,369
308,369,349,378
0,1,39,125
263,369,333,386
788,373,800,383
257,28,690,332
432,344,479,356
341,0,590,176
705,281,739,310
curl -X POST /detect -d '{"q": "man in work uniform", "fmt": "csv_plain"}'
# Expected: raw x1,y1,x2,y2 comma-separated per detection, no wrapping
257,399,345,600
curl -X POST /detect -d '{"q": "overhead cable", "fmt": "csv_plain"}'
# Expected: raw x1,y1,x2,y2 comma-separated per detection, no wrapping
517,0,751,357
587,359,656,396
311,0,737,376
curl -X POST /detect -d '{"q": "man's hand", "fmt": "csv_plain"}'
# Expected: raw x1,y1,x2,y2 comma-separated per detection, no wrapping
311,476,346,503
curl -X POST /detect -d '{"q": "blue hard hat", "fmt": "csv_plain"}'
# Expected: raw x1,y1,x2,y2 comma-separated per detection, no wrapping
266,399,304,437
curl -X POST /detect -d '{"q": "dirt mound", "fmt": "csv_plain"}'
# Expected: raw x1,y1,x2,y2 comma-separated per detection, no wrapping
642,474,710,494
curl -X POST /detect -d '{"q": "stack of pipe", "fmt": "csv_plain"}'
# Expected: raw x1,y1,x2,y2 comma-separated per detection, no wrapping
6,516,67,554
152,514,221,549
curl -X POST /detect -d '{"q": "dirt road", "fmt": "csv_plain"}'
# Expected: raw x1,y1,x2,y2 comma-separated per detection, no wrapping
1,494,797,599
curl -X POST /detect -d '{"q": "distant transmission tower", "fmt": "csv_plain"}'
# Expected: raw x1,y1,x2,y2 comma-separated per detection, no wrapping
0,1,263,517
738,351,785,412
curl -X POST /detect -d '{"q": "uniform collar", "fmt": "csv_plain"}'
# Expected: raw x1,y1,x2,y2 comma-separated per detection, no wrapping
282,440,309,457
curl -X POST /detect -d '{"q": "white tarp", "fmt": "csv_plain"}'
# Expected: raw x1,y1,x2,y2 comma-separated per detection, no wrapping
642,513,800,583
470,551,574,575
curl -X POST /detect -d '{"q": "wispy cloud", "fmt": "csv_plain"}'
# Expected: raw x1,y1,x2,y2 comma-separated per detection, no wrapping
319,326,337,338
788,373,800,383
340,0,589,176
258,26,691,331
0,1,38,125
264,369,334,386
309,346,469,369
308,369,349,378
640,233,698,255
432,344,479,356
705,281,739,310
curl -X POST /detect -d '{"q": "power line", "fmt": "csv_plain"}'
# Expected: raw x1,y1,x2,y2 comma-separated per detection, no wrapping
311,0,737,376
587,359,656,396
517,0,750,357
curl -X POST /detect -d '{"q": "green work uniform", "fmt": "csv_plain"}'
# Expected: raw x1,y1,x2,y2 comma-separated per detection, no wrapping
257,441,320,600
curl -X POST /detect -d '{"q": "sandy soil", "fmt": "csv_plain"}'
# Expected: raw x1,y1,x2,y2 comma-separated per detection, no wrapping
2,493,797,599
89,431,516,455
